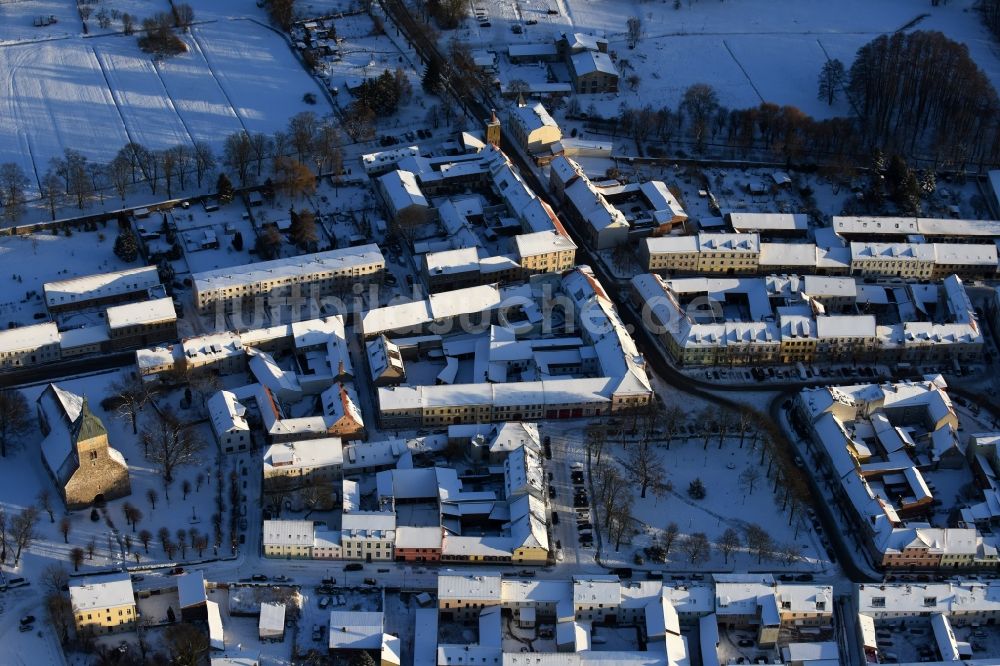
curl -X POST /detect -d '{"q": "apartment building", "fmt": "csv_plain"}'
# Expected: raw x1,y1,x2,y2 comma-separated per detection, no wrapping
105,297,178,351
262,520,315,559
797,381,999,569
631,273,983,366
0,322,60,370
341,511,396,561
44,265,160,313
69,573,136,636
643,235,998,279
192,246,384,313
262,438,343,489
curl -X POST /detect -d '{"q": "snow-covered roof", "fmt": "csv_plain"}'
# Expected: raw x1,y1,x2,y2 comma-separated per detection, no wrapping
264,438,343,472
193,246,384,295
69,573,134,612
511,102,559,134
834,216,1000,238
395,526,443,550
259,602,285,635
514,230,576,258
105,297,176,330
44,265,159,308
379,169,429,213
262,520,314,547
729,212,808,233
438,572,502,601
291,315,345,349
328,611,385,650
177,571,207,608
208,390,250,436
59,325,110,349
341,511,395,538
571,50,617,77
0,321,59,354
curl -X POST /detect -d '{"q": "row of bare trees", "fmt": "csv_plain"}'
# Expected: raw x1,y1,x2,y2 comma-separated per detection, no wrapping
611,30,1000,170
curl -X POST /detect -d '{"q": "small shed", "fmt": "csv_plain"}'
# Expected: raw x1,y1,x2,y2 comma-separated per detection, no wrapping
259,602,286,641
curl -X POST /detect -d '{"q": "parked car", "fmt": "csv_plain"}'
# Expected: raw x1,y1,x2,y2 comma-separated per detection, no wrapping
319,596,332,609
20,616,35,626
363,577,377,585
251,574,268,582
344,563,364,571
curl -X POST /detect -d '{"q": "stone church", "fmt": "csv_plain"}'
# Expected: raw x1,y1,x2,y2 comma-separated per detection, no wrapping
37,384,131,510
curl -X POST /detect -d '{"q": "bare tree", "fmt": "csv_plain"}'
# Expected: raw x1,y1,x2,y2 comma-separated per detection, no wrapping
717,528,741,565
160,148,179,198
39,565,68,597
142,408,206,484
607,493,634,550
626,16,643,48
289,111,319,161
40,169,62,220
778,542,801,566
121,12,135,35
59,516,72,544
192,141,215,188
86,537,96,560
46,592,73,644
0,509,7,562
109,374,153,436
69,547,85,572
0,162,29,223
623,442,665,499
681,83,719,152
146,487,159,511
745,523,774,564
139,529,153,553
176,528,188,559
173,2,195,29
182,479,192,500
738,466,761,496
11,506,38,565
681,532,710,564
223,131,254,186
37,489,55,523
108,155,131,201
0,389,32,458
249,133,271,179
164,622,210,666
584,423,606,466
662,522,680,557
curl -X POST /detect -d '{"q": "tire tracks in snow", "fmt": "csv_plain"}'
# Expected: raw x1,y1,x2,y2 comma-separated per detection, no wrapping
186,24,250,136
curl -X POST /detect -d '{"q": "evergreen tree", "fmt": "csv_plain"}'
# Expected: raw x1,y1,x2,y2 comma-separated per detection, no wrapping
216,173,234,204
114,229,138,262
422,59,442,94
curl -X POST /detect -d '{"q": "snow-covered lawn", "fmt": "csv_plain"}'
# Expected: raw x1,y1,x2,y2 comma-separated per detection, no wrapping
1,370,234,584
484,0,1000,119
598,435,828,572
0,227,134,328
190,20,329,136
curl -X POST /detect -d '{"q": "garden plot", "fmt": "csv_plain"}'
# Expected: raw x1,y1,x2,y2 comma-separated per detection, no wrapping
2,369,235,583
0,228,132,328
190,20,332,136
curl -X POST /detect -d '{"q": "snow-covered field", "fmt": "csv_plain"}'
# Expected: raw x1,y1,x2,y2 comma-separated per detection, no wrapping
0,12,331,193
480,0,1000,118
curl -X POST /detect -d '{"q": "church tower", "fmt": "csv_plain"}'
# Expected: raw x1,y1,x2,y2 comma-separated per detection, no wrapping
486,109,501,146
